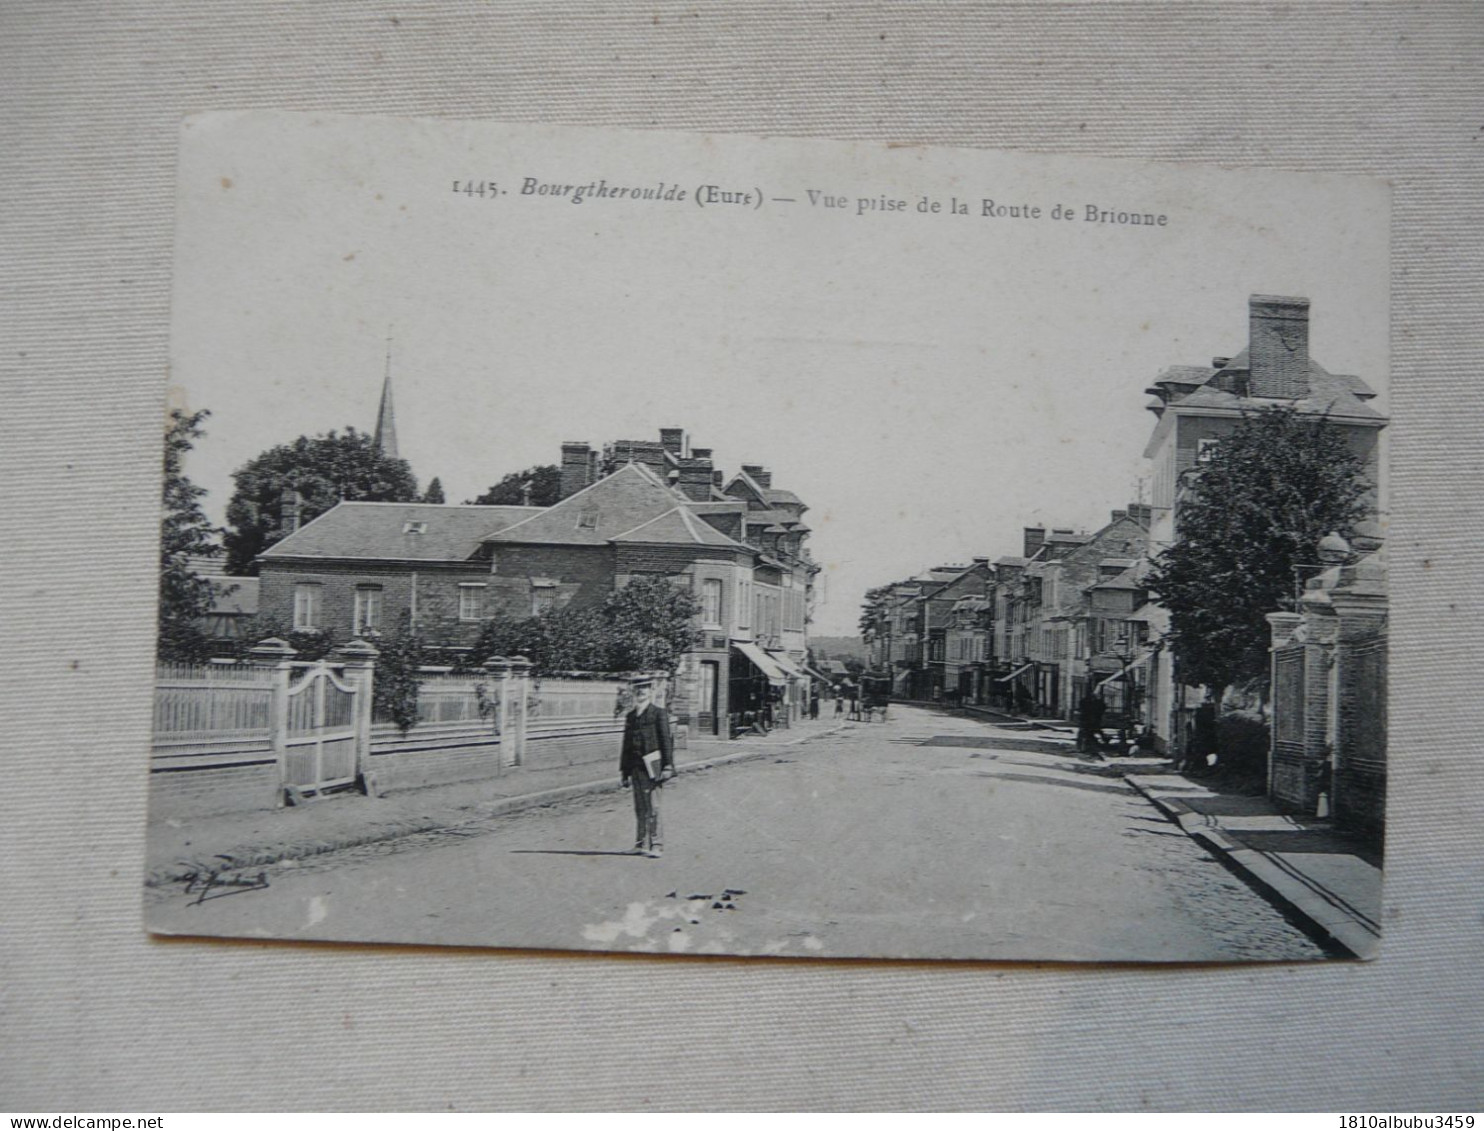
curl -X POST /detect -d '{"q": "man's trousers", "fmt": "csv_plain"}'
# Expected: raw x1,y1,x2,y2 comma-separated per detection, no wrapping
631,775,661,851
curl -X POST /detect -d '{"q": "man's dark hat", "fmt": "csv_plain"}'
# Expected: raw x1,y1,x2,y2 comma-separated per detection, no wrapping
630,676,654,688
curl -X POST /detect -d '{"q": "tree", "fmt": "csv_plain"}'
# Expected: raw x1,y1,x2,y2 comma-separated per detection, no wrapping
469,464,562,507
857,584,895,644
422,477,445,504
223,427,418,574
469,574,700,675
371,613,426,733
601,575,700,673
158,408,220,663
1145,406,1370,696
475,606,612,673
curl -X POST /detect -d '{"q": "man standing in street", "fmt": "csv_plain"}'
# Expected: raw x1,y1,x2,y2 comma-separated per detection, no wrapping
620,678,674,857
1077,689,1107,754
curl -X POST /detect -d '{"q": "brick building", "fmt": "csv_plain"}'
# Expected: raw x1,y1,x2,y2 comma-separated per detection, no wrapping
257,428,820,738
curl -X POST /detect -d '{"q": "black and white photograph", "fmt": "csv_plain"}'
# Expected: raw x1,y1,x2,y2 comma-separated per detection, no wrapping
144,111,1388,962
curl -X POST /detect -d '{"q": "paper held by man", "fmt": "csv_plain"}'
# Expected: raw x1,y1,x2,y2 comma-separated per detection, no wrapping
145,111,1387,961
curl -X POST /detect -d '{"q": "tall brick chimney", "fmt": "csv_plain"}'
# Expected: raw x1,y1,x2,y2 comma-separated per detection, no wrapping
659,427,687,457
279,488,303,534
741,464,772,488
560,441,593,500
1023,526,1046,559
1248,294,1311,399
675,456,715,501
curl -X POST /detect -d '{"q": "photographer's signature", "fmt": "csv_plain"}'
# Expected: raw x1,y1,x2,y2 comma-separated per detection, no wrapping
177,864,270,906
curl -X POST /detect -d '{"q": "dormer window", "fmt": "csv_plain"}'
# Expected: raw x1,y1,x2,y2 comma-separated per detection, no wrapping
403,521,427,535
576,508,599,530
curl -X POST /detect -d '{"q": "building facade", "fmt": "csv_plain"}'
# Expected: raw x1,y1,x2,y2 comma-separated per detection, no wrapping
257,428,820,739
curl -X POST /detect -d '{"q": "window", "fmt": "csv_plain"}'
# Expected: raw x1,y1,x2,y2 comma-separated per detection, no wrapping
1197,437,1220,464
458,583,486,622
293,583,321,631
737,577,751,628
700,578,723,627
403,521,427,535
354,586,383,634
531,586,557,616
576,508,599,530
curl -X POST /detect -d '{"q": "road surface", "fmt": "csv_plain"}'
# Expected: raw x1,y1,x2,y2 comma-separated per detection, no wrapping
147,705,1325,962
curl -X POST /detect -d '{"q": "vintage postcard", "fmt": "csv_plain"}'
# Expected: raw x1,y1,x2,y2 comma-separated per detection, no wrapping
145,111,1387,961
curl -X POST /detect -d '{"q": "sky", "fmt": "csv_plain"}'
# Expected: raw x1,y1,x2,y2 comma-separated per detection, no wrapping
171,113,1389,636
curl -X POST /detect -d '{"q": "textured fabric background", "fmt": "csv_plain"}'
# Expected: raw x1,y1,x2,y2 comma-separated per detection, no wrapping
3,1,1482,1112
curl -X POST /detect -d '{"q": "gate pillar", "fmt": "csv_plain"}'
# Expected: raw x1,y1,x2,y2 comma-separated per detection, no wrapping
250,637,299,807
335,638,380,795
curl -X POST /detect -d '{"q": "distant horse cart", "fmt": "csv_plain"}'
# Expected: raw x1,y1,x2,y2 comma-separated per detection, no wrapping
859,672,892,722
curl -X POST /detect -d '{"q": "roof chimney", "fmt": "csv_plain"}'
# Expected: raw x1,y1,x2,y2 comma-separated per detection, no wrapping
659,428,687,457
741,464,772,488
279,488,303,534
675,455,715,501
1248,294,1311,399
1023,526,1046,559
560,441,593,500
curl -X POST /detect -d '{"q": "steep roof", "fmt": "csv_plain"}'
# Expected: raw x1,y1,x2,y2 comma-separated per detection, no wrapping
763,487,804,507
485,462,683,546
261,501,539,563
611,505,751,548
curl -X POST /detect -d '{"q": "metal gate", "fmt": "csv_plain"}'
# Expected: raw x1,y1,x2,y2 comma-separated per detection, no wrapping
1270,643,1308,805
282,661,363,796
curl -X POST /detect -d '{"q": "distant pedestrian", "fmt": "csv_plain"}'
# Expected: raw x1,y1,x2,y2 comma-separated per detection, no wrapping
833,689,844,718
809,688,820,720
620,679,673,857
1077,691,1106,753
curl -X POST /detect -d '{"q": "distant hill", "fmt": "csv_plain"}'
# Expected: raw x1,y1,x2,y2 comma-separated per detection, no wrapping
810,635,868,663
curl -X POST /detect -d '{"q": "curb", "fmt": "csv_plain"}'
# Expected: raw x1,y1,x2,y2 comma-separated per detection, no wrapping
147,723,847,888
1124,776,1378,959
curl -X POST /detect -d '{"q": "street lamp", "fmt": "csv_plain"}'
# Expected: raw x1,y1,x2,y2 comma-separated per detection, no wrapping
1112,630,1139,750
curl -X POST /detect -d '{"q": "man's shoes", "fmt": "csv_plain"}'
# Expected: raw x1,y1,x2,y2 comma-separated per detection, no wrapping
646,845,663,858
632,843,646,854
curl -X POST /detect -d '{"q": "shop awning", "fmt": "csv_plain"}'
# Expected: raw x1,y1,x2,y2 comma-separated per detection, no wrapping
994,662,1034,683
1095,649,1156,691
733,641,787,686
803,663,834,683
767,650,807,681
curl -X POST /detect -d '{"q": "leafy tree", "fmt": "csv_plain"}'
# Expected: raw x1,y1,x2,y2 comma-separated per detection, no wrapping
422,477,445,504
475,606,611,673
602,574,700,673
222,615,338,662
469,464,562,507
158,408,220,663
1145,406,1370,696
469,575,700,675
223,427,418,574
370,613,425,733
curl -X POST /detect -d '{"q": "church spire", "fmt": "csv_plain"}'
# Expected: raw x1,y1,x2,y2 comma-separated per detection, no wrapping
374,331,398,459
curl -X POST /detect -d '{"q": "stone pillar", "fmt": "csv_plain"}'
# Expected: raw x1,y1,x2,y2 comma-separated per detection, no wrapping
509,656,532,767
484,656,514,769
249,637,298,807
334,638,380,796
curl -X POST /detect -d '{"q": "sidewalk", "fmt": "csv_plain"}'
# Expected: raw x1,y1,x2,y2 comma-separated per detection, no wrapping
145,718,847,887
1124,771,1383,958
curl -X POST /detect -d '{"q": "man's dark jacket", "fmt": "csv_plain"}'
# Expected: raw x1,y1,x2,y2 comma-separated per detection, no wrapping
620,703,674,781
